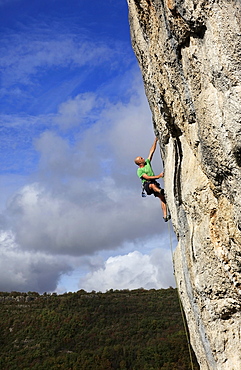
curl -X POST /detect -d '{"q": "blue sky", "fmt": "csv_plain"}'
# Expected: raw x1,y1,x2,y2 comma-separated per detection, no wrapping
0,0,176,293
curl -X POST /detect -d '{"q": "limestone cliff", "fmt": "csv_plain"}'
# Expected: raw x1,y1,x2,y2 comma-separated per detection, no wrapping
127,0,241,369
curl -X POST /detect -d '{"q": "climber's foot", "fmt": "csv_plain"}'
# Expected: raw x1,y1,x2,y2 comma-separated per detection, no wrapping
163,215,171,222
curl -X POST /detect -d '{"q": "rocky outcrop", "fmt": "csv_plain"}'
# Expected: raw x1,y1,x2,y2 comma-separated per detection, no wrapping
127,0,241,369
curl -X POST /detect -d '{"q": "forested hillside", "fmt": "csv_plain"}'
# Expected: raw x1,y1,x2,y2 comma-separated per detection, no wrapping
0,288,199,369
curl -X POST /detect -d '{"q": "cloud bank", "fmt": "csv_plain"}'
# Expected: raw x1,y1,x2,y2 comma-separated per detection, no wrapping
80,249,175,292
0,1,176,293
0,76,175,292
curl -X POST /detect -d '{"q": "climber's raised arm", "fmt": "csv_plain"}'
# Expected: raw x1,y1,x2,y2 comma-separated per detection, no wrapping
147,137,158,162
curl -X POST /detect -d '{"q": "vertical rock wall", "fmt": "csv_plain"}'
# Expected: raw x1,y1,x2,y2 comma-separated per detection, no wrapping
127,0,241,369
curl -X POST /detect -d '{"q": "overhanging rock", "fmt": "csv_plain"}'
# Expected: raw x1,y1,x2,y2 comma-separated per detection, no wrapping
126,0,241,369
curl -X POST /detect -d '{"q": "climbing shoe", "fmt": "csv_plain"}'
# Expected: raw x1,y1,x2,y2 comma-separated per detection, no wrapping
163,215,171,222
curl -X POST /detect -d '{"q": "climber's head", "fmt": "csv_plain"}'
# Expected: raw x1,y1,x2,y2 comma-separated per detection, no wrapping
134,156,145,166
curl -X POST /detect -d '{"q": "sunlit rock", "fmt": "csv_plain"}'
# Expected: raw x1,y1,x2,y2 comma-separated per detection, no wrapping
127,0,241,368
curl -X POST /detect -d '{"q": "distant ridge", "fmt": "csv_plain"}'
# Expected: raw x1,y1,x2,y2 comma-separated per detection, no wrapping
0,288,198,369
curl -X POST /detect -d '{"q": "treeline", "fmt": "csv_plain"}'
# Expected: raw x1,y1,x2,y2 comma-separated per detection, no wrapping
0,288,199,369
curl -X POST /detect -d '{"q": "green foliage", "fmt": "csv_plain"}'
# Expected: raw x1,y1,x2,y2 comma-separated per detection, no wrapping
0,288,199,369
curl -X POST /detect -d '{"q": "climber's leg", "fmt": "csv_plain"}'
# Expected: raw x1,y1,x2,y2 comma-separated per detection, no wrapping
155,191,168,219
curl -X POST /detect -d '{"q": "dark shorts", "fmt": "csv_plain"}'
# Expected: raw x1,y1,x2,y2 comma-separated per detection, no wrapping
143,180,164,197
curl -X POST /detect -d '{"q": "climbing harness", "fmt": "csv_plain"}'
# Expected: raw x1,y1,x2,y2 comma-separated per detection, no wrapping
140,179,162,197
167,217,195,370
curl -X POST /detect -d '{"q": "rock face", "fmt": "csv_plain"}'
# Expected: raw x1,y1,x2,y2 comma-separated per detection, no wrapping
127,0,241,369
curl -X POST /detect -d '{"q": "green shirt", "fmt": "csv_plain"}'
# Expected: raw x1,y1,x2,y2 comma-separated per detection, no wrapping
137,158,155,184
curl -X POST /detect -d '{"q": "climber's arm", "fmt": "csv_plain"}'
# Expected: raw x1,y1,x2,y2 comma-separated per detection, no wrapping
147,137,158,162
142,172,164,181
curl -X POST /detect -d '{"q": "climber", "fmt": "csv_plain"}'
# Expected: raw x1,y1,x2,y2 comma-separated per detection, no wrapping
134,137,171,222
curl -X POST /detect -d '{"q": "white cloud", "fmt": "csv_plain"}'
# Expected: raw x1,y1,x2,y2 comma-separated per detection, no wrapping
34,131,74,177
0,68,172,294
0,230,71,292
6,177,164,256
0,31,128,89
0,1,176,294
55,93,98,129
79,249,175,292
0,47,171,294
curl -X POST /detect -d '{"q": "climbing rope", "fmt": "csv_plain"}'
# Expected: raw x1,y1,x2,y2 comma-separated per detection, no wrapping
167,219,195,370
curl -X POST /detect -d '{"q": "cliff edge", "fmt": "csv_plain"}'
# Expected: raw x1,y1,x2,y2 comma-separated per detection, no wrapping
127,0,241,369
